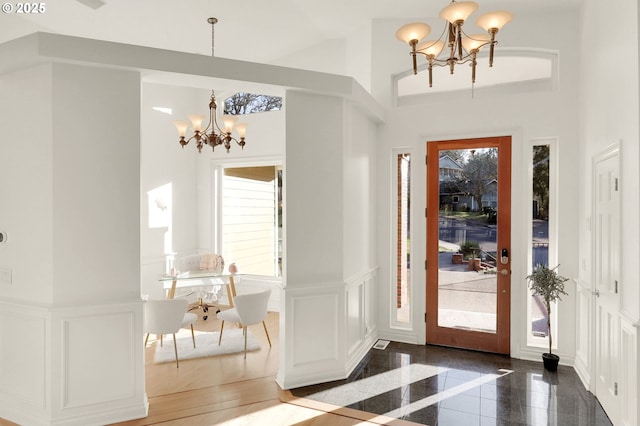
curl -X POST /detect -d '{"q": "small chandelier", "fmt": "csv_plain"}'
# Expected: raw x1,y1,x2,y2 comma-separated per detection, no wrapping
395,0,513,88
174,17,247,153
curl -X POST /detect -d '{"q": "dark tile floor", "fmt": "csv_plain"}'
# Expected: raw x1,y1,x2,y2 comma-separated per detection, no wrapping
290,342,613,426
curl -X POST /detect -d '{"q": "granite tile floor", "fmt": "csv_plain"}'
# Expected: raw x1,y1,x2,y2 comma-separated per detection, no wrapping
290,342,613,426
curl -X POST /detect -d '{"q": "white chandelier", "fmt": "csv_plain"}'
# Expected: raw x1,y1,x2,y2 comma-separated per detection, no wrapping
395,0,513,88
174,18,247,153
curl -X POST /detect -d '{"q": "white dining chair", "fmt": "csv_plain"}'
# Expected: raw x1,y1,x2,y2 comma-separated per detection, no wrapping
217,289,271,359
144,298,198,367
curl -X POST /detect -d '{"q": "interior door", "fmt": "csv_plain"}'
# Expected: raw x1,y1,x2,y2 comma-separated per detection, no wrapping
426,136,511,354
593,146,621,424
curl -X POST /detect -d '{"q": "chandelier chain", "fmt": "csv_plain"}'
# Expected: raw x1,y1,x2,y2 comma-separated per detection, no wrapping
211,21,216,57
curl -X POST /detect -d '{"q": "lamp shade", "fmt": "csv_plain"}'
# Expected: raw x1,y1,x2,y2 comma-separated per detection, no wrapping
476,10,513,31
235,122,248,138
174,120,190,137
461,34,491,52
221,115,238,133
416,40,446,57
439,1,478,24
188,114,206,132
395,22,431,44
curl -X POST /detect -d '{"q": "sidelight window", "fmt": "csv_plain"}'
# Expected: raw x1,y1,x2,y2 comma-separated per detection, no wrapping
394,152,412,326
528,141,557,345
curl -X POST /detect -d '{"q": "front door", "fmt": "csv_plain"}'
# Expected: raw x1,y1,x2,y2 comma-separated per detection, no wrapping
426,136,511,354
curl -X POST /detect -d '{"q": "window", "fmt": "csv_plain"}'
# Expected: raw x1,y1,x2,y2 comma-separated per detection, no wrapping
394,152,411,325
528,141,557,345
394,50,558,105
221,166,282,277
224,92,282,115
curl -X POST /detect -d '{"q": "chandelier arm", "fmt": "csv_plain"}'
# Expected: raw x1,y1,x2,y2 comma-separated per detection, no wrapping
488,28,498,67
455,21,464,60
410,40,419,75
453,56,476,65
428,61,452,68
471,51,477,84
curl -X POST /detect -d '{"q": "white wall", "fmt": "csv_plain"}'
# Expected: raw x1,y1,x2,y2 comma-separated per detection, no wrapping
272,38,347,76
0,61,145,425
577,1,639,424
372,9,582,365
0,64,54,302
284,91,345,286
140,83,201,299
271,22,373,94
278,90,378,389
343,105,377,279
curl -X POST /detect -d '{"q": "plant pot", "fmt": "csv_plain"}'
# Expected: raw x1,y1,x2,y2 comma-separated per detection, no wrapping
542,353,559,371
468,258,481,271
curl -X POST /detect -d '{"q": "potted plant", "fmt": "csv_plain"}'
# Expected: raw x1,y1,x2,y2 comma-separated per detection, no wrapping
526,264,569,371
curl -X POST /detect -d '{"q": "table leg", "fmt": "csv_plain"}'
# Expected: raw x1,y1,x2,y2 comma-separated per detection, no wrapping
226,275,237,307
167,279,177,299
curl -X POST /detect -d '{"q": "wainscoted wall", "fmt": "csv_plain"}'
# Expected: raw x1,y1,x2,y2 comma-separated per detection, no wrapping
346,269,378,373
277,270,378,390
620,318,637,426
0,302,47,421
0,300,146,426
574,278,592,387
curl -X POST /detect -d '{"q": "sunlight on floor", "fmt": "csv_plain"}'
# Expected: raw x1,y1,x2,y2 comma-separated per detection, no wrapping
313,363,449,407
384,367,513,418
301,361,514,420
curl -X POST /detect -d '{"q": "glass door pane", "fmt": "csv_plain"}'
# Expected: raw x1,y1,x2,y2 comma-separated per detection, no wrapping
437,148,498,333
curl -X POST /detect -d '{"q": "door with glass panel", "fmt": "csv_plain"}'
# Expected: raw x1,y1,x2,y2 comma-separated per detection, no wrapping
426,137,511,354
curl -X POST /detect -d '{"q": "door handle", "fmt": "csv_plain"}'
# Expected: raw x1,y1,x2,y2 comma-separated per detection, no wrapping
592,289,600,297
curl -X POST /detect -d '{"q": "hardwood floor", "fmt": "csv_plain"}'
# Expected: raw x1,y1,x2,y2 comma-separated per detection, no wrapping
112,311,384,426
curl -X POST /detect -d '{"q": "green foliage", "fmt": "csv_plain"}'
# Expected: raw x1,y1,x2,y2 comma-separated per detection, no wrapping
526,264,569,354
460,148,498,212
527,264,569,305
532,145,550,218
459,240,480,259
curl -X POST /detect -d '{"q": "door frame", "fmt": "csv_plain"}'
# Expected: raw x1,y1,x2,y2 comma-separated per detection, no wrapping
426,136,512,354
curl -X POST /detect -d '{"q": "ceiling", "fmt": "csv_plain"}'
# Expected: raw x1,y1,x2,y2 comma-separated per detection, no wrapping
2,0,581,68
